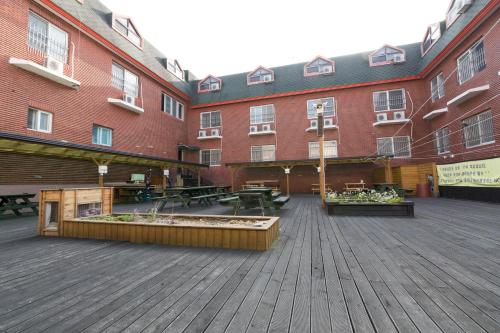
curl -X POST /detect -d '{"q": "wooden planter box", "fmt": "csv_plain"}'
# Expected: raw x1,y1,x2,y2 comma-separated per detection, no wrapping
62,214,279,251
326,201,414,217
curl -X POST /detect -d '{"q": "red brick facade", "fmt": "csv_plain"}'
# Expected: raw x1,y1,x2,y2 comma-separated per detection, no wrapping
0,0,498,193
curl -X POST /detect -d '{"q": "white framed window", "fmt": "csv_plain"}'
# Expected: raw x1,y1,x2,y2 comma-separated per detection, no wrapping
251,145,275,162
457,40,486,84
166,59,184,80
369,45,405,66
247,67,274,85
422,22,441,55
199,76,221,92
308,141,338,159
28,11,68,63
463,110,495,148
161,93,173,115
200,149,221,166
304,57,334,76
435,127,450,154
373,89,406,112
176,101,184,120
307,97,335,119
92,125,112,146
431,73,445,102
113,16,141,47
250,105,275,124
200,111,221,129
446,0,473,27
27,108,52,133
377,136,411,158
112,62,139,97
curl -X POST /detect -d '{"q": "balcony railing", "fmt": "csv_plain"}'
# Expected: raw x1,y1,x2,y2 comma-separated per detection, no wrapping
28,25,68,63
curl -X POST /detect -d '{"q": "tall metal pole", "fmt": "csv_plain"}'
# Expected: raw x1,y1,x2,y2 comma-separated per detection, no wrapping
317,104,326,208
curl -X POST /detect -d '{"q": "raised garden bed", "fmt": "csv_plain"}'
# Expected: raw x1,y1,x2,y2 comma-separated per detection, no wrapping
63,213,280,251
326,201,414,217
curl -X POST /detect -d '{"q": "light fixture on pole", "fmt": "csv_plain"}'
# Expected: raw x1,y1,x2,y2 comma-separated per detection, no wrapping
316,103,326,208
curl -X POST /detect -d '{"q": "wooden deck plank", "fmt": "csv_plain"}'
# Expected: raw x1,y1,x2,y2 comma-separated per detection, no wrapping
0,197,499,333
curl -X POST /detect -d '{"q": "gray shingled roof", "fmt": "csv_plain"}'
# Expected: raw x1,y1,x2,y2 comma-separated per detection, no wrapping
191,0,492,105
50,0,192,96
51,0,491,105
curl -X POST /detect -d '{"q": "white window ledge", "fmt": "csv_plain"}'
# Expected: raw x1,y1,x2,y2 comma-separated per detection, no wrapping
248,130,276,136
447,84,490,106
305,125,338,132
197,135,222,140
9,57,80,89
423,107,448,120
108,98,144,114
373,119,410,127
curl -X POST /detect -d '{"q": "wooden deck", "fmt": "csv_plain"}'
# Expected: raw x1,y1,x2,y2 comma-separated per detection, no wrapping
1,196,500,332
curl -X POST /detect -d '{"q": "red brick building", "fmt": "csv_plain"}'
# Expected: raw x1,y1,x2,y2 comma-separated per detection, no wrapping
0,0,498,197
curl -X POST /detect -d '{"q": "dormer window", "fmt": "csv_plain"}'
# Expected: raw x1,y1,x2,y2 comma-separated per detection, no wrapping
304,57,335,76
112,15,142,47
369,45,405,66
166,59,184,80
198,75,222,93
446,0,473,28
421,22,442,55
247,66,274,85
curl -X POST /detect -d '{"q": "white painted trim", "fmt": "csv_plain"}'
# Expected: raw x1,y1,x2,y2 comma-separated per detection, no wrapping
107,98,144,113
373,119,410,127
447,84,490,106
9,57,80,89
197,135,222,140
248,130,276,136
423,107,448,120
305,125,338,132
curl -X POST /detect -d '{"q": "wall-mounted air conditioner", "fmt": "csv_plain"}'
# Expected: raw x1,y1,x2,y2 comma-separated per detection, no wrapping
377,113,388,122
324,118,333,127
44,57,64,75
262,124,271,131
123,94,135,105
210,83,220,91
310,120,318,128
249,125,258,133
210,128,220,136
263,75,272,82
394,111,406,120
198,130,207,137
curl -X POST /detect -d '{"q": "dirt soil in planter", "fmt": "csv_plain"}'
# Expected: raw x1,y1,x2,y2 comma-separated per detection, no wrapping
84,215,271,227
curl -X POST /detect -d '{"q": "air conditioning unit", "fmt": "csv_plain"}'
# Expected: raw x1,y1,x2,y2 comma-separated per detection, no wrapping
44,57,64,75
263,75,272,82
249,125,258,133
210,83,220,91
393,54,405,63
310,120,318,128
320,66,332,74
262,124,271,132
210,128,220,136
458,0,473,14
324,118,333,127
377,113,388,122
123,94,135,105
394,111,406,120
198,130,207,137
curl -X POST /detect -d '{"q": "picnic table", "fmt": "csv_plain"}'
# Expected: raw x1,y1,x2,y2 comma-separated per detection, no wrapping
343,182,367,193
218,187,290,215
243,180,280,191
0,193,38,216
154,186,221,209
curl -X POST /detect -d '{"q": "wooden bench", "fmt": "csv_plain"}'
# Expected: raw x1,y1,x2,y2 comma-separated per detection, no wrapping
343,182,366,193
233,192,272,216
273,196,290,209
0,203,39,215
311,184,332,194
152,194,190,210
0,193,38,216
190,193,220,206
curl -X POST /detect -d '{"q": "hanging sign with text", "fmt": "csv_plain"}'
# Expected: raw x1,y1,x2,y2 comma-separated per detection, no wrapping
437,158,500,187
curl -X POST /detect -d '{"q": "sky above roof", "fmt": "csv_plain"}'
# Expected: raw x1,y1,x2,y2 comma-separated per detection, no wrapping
101,0,452,79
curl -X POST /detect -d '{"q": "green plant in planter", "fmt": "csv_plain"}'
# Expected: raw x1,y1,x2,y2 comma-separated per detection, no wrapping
326,189,402,203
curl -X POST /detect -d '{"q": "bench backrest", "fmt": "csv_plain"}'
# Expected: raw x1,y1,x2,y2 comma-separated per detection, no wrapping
238,192,265,204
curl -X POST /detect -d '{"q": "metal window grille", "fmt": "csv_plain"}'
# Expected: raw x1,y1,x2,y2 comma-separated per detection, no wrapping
308,141,338,159
373,90,405,111
463,110,495,148
251,145,275,162
457,40,486,84
435,128,450,154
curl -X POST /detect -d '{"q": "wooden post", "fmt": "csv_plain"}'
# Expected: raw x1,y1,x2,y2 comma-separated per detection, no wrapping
98,174,104,187
384,157,393,183
432,162,439,196
317,103,326,208
282,166,293,196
